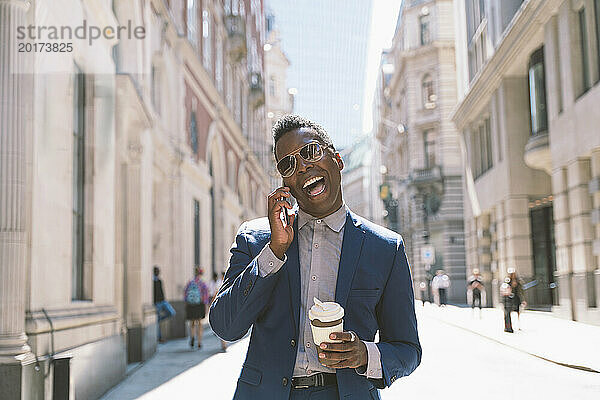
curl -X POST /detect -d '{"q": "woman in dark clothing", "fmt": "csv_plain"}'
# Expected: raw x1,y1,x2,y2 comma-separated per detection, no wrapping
500,268,526,333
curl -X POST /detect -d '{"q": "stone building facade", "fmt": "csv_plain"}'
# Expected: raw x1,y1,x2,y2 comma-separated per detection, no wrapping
0,0,270,398
376,0,467,303
264,15,293,189
452,0,600,323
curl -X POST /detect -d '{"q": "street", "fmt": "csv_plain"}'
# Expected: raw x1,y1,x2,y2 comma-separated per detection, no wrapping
101,309,600,399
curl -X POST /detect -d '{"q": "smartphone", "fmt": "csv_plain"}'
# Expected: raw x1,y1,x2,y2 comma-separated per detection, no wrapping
280,182,296,225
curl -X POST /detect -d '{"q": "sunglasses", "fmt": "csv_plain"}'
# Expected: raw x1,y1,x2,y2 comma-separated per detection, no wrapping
276,141,330,178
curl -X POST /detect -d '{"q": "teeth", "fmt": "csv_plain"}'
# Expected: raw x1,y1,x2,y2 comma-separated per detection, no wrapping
303,176,323,189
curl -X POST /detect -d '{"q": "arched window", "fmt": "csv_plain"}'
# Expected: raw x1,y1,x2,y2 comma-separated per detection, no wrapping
227,151,236,188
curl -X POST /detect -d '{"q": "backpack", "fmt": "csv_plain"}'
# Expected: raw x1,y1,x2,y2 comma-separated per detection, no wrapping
185,280,203,304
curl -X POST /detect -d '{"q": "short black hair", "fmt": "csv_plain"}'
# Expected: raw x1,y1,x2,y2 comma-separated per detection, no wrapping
272,115,335,159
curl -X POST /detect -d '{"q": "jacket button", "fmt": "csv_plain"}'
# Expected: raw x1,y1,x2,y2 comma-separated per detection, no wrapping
282,377,288,386
243,289,249,296
290,339,296,347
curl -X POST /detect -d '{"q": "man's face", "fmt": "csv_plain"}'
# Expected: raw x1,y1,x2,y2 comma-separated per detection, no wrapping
275,128,344,218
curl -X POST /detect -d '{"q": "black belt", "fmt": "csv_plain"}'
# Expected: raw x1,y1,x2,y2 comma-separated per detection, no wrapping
291,373,337,389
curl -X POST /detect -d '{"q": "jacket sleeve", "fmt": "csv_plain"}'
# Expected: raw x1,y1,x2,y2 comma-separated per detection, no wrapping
209,223,285,342
373,237,422,388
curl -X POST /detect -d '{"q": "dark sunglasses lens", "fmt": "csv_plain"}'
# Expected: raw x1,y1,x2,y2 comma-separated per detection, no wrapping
300,142,323,162
277,156,295,177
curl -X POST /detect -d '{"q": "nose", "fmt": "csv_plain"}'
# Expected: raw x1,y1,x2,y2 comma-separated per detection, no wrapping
294,153,312,174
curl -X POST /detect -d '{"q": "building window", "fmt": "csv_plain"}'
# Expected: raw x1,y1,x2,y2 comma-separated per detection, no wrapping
216,33,224,93
226,65,233,110
72,64,87,300
423,130,436,168
151,64,161,115
472,118,493,179
187,0,198,49
420,14,431,45
269,76,276,96
466,0,488,81
422,74,436,108
194,199,200,267
202,7,212,74
595,0,600,80
528,46,548,136
578,7,591,94
190,110,198,155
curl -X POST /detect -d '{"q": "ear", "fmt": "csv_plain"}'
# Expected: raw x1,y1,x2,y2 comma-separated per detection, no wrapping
334,153,344,171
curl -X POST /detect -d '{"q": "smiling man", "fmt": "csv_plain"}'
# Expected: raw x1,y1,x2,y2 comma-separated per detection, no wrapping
210,115,421,400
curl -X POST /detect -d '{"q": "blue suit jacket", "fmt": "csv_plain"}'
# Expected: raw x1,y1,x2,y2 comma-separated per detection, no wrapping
209,210,421,400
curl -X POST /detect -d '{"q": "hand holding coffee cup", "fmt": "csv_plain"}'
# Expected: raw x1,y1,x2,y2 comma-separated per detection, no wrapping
309,298,368,369
309,297,344,345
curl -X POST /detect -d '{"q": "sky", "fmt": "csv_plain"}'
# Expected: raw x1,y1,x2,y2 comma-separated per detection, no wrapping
362,0,403,134
266,0,401,149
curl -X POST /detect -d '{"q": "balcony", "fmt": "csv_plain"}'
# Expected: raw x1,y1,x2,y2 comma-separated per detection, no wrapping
409,165,442,189
524,131,551,174
224,14,246,62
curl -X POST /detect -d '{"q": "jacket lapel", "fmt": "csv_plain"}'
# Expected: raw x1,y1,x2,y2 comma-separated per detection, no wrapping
286,216,301,336
335,211,365,309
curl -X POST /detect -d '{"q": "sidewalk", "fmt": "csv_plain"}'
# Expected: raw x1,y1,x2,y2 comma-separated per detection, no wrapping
419,303,600,373
100,324,249,400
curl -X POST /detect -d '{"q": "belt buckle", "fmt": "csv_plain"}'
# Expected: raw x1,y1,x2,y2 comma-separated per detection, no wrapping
295,384,309,389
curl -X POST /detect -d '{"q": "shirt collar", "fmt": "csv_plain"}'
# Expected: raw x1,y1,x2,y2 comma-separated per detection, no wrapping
297,203,347,233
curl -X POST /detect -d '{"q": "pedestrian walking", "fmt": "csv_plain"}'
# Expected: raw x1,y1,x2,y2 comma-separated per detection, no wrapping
467,268,485,317
419,281,427,306
210,115,421,399
432,270,450,306
153,266,176,343
184,267,210,349
500,268,526,333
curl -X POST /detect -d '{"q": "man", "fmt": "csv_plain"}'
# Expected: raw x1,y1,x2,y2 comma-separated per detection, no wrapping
432,270,450,306
467,268,485,316
153,266,175,343
210,115,421,399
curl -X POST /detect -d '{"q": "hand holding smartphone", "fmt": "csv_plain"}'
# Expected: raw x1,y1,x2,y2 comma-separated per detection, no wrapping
280,181,296,226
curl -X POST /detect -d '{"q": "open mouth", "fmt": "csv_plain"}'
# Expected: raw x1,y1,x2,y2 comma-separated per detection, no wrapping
302,176,326,198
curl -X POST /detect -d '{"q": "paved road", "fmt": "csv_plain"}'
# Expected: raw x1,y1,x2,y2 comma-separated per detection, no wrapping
380,314,600,399
101,312,600,399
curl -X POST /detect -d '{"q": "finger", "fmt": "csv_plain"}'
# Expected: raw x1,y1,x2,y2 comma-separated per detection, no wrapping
270,199,293,215
329,332,355,342
319,353,359,368
319,342,353,352
318,350,353,362
268,187,291,201
318,354,350,367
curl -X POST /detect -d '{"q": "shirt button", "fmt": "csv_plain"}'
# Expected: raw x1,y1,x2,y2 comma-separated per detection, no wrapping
311,275,317,281
314,243,319,248
316,219,322,224
282,377,288,386
306,342,311,348
307,369,312,374
269,261,274,267
291,339,296,347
